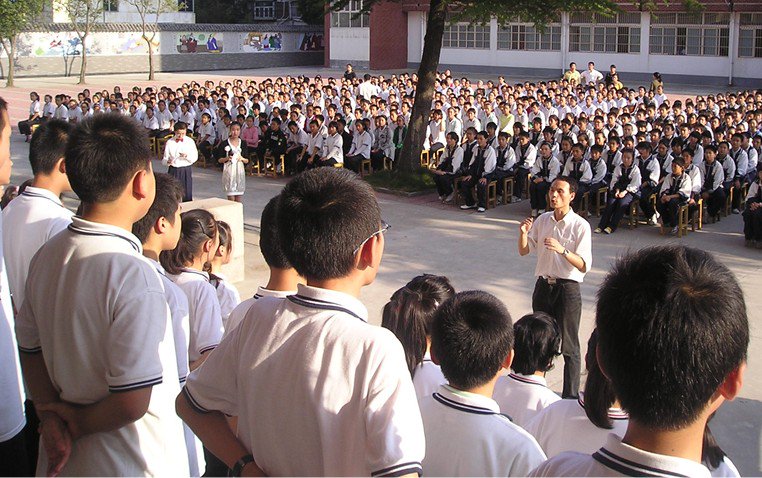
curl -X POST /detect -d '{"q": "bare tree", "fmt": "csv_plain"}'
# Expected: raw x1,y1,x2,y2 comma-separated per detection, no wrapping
123,0,180,80
58,0,102,84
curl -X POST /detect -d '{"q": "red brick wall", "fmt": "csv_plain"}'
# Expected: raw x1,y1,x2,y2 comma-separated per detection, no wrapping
324,9,331,67
369,2,408,70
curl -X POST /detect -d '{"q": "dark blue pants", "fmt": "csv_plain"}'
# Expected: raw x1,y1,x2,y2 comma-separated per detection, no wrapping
168,165,193,202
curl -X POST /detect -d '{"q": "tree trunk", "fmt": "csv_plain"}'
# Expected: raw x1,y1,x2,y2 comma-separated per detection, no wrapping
4,37,16,87
397,0,447,172
78,34,87,84
146,34,155,80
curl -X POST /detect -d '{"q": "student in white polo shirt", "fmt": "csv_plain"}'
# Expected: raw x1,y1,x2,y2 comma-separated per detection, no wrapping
3,120,74,316
160,209,222,372
224,195,302,336
381,274,455,402
531,245,748,477
525,330,628,459
421,290,546,476
131,173,204,477
492,312,561,427
16,114,188,476
177,168,425,477
0,97,30,476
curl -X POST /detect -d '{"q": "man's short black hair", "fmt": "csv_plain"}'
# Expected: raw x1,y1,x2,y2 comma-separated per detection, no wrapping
277,168,380,281
596,245,748,430
260,195,291,270
29,119,73,176
431,291,513,390
511,313,561,375
554,175,578,195
132,173,183,244
66,114,152,203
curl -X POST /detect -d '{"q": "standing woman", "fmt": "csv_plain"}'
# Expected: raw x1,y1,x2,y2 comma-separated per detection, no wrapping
216,121,249,202
649,72,663,93
18,92,42,142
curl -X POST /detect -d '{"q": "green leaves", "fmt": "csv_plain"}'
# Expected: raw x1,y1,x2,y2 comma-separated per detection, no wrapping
0,0,44,41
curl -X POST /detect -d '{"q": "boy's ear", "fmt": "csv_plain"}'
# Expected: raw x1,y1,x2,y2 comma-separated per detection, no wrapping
154,216,168,235
717,362,745,402
57,157,67,175
502,349,514,371
357,232,384,270
132,167,152,200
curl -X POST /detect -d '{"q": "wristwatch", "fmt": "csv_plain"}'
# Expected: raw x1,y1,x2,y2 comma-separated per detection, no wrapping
562,248,570,256
231,454,255,477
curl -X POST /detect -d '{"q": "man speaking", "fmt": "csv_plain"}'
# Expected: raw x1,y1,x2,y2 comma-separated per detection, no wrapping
518,176,592,398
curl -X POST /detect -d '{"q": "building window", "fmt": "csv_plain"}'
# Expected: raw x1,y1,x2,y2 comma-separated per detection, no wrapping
252,0,275,20
330,0,369,28
497,18,561,51
650,12,729,56
443,22,490,49
103,0,118,12
739,13,762,58
569,12,640,53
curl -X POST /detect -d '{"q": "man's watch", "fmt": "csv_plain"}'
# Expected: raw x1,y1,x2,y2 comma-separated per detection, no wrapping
562,248,570,256
231,454,255,477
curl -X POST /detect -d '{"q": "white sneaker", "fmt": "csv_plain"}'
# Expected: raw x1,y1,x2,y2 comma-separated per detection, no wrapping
732,208,740,215
438,195,444,201
444,193,454,202
648,214,658,226
477,207,486,213
513,196,522,203
460,204,476,210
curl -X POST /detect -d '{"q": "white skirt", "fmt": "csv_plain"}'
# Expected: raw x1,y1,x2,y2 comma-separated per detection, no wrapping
222,160,246,196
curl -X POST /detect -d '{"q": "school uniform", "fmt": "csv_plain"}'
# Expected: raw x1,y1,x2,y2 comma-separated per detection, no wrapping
730,148,750,211
142,114,160,137
525,395,628,459
514,143,538,199
18,100,42,136
492,373,561,428
529,433,710,477
412,353,445,403
638,155,662,219
597,164,642,233
147,259,205,477
743,179,762,242
602,149,622,184
563,159,593,213
197,121,216,160
171,269,223,364
657,172,693,228
223,286,295,338
487,145,517,197
345,130,373,173
182,284,425,476
699,160,726,218
15,217,188,476
0,211,27,476
529,155,561,212
155,108,173,137
2,186,74,310
54,104,68,121
720,155,737,194
210,272,241,330
589,157,608,195
299,131,325,172
370,125,392,171
163,135,199,202
711,456,740,477
460,145,497,210
420,385,547,476
434,145,464,198
320,132,343,167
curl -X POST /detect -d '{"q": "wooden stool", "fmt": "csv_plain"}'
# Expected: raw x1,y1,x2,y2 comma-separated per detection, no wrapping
149,137,157,156
156,134,173,160
595,187,607,217
453,177,464,206
628,201,638,229
487,181,497,209
501,177,514,204
383,157,393,170
420,150,430,168
333,163,344,168
676,204,690,237
29,124,40,135
578,191,590,218
523,172,531,199
360,159,372,177
690,198,703,231
247,153,262,176
264,154,285,177
724,186,734,216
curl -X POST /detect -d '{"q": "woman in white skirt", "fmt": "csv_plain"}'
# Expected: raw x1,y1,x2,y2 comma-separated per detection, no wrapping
216,121,249,202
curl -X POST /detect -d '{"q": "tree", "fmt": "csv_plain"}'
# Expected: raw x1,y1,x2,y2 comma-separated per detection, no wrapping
123,0,180,80
296,0,326,25
195,0,253,23
322,0,696,172
58,0,102,84
0,0,44,87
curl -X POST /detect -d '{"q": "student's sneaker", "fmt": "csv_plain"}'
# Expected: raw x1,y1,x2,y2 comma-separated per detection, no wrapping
603,227,613,234
670,226,679,235
444,193,454,202
512,196,522,203
647,214,658,226
594,227,603,234
477,207,486,213
460,204,476,210
438,195,445,201
732,208,740,214
276,164,283,174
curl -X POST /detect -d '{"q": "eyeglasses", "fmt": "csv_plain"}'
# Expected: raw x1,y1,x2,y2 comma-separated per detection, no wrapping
353,220,390,255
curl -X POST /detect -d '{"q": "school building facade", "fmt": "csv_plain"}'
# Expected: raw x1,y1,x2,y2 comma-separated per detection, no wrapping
324,0,762,87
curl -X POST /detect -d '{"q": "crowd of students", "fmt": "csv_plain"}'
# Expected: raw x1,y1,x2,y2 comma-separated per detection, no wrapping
0,65,757,477
14,66,762,243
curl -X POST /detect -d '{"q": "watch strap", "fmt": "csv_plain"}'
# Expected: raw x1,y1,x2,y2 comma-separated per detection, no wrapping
231,454,255,477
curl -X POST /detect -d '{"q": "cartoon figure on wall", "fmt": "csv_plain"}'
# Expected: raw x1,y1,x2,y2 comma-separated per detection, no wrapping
243,32,282,52
177,33,222,53
299,33,324,51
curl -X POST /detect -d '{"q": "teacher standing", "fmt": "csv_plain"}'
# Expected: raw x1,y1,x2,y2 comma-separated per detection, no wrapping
518,176,592,398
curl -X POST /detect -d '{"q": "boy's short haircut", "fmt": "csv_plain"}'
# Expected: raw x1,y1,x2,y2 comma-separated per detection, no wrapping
596,245,748,430
132,173,183,243
174,121,187,132
591,144,604,154
636,141,653,153
511,313,560,375
672,156,686,168
431,290,513,390
277,168,380,280
65,114,152,203
29,119,73,176
260,195,291,270
704,144,718,154
497,131,510,140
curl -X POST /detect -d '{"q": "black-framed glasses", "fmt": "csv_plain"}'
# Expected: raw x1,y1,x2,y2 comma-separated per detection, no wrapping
353,220,390,255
